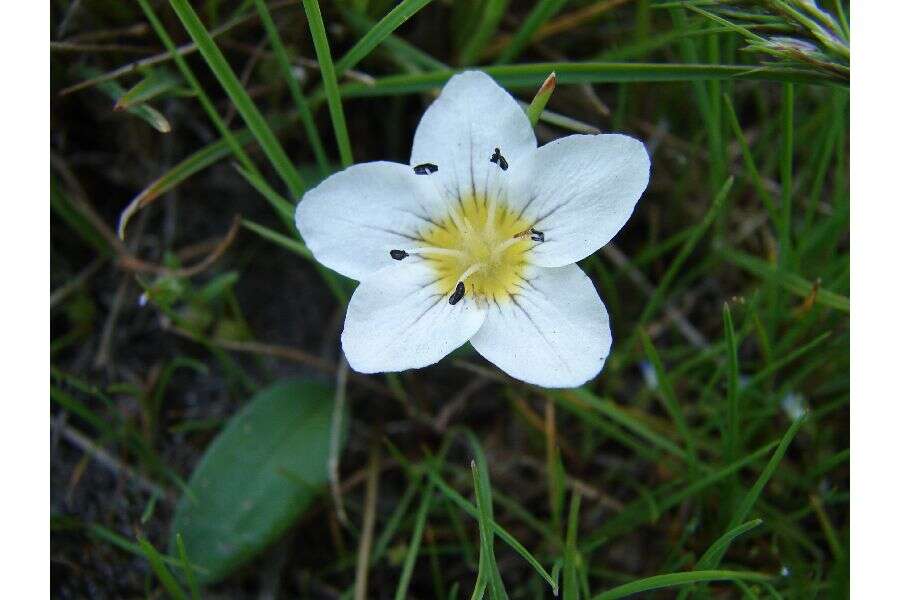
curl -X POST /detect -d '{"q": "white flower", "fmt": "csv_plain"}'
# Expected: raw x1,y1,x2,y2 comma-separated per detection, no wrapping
295,71,649,387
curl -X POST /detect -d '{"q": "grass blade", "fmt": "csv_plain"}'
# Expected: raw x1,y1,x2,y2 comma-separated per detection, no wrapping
592,570,771,600
167,0,305,197
632,176,733,338
421,461,557,593
138,536,189,600
471,460,509,600
720,249,849,312
394,484,436,600
335,0,435,77
723,303,740,465
252,0,329,174
696,519,763,570
495,0,568,65
175,533,201,600
563,492,582,600
458,0,510,66
301,0,353,168
780,83,794,268
233,163,295,228
136,0,260,177
640,330,698,471
722,94,779,228
334,64,845,99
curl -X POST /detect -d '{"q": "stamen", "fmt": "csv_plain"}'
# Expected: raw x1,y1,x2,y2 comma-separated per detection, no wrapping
407,246,465,258
513,228,545,243
457,263,482,283
490,148,508,171
390,249,409,260
494,236,523,254
413,163,439,175
448,281,465,305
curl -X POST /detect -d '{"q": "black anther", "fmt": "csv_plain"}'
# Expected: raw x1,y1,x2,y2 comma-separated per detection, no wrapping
489,148,508,171
448,281,465,305
413,163,439,175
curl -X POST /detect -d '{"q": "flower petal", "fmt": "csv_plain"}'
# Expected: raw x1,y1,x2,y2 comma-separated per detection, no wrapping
470,264,611,388
295,161,448,281
510,134,650,267
341,261,487,374
410,71,536,202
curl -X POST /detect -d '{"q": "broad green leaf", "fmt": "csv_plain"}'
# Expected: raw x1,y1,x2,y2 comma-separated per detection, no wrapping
170,378,340,584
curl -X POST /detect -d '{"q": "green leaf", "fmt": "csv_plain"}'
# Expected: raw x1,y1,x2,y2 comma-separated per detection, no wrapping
170,378,340,585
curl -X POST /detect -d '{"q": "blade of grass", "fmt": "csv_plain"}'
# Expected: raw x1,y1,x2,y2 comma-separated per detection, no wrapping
86,67,171,133
723,303,740,466
233,163,295,228
114,68,183,110
640,330,698,472
370,473,422,566
333,64,843,100
728,416,806,532
556,389,687,462
471,550,489,600
393,484,435,600
494,0,568,65
631,176,732,343
137,536,189,600
722,94,779,228
563,492,582,600
592,570,771,600
780,83,794,268
241,220,311,258
706,417,806,572
241,219,350,304
167,0,305,197
301,0,353,168
471,460,509,600
720,249,849,312
458,0,510,66
585,438,780,544
252,0,329,174
335,0,434,76
175,533,201,600
696,519,763,569
136,0,260,177
421,463,557,593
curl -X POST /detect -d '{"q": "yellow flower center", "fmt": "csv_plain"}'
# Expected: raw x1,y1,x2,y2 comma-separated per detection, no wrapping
419,194,536,304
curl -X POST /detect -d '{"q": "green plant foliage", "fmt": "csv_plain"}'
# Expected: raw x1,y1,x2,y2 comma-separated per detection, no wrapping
169,379,340,584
